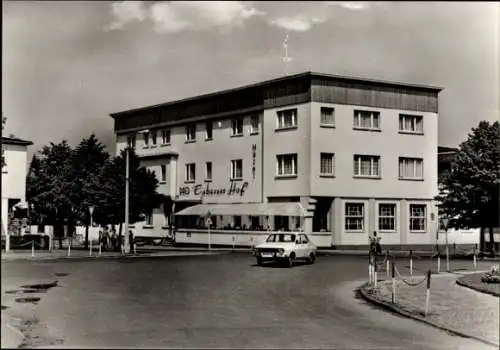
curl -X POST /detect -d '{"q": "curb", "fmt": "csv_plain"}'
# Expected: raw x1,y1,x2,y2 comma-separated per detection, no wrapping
1,252,225,262
357,283,499,348
456,277,500,297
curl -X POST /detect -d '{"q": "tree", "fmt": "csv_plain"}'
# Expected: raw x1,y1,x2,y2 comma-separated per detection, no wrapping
436,121,500,255
26,140,76,248
71,134,110,249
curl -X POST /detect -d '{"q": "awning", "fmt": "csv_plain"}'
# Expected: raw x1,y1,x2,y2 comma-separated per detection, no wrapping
174,202,306,217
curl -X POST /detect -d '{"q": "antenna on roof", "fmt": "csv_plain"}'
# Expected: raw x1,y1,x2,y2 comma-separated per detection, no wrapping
282,33,293,76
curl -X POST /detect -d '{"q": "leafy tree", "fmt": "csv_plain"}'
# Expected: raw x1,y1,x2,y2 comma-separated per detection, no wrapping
70,134,110,249
26,140,76,248
436,121,500,255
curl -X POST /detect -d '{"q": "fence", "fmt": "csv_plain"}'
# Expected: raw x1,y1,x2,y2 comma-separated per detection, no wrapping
367,244,481,318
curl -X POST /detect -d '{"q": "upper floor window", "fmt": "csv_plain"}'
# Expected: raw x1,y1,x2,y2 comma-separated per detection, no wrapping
161,129,171,145
320,153,335,176
409,204,427,232
143,132,150,147
231,118,243,136
185,163,196,182
353,155,380,178
276,153,297,177
378,203,396,231
160,164,167,183
353,110,380,130
126,134,136,148
250,115,260,134
320,107,335,126
185,125,196,142
205,121,213,140
276,109,297,130
230,159,243,180
399,157,423,179
399,114,423,134
205,162,212,181
345,203,364,232
151,130,157,146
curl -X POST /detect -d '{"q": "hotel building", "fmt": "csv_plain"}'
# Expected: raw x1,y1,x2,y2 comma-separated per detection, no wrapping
111,72,445,249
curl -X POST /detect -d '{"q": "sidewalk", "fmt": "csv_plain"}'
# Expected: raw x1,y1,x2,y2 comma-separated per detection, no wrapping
359,271,499,347
1,248,222,261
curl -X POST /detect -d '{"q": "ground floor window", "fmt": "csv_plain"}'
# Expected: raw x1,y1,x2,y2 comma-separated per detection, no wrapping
378,203,396,231
345,203,364,231
275,216,289,231
409,204,426,232
313,213,328,231
233,216,242,228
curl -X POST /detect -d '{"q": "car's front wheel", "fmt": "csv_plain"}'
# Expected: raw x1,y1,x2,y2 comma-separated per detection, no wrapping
308,252,316,264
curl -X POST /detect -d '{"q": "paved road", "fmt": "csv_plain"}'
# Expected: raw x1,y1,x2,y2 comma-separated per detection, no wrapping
1,254,495,349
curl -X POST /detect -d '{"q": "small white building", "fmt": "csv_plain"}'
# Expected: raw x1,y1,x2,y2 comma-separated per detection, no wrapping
1,136,33,237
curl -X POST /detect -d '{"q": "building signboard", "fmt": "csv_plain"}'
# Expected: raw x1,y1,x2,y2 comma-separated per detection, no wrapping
179,180,248,197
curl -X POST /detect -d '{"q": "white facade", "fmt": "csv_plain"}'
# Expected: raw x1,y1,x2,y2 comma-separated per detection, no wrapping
1,138,32,236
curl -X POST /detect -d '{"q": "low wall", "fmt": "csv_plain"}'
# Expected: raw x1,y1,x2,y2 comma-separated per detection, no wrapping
174,229,332,248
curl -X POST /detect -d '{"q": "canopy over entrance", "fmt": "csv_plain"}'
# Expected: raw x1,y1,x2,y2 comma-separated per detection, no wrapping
174,202,306,217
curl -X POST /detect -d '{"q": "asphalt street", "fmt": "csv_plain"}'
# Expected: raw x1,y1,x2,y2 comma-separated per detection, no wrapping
1,253,495,349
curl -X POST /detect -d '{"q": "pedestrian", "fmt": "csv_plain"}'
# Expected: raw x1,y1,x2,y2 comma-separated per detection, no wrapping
129,230,134,254
111,231,117,251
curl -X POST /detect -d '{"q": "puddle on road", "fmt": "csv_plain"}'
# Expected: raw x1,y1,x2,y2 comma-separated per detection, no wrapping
15,297,41,304
20,281,58,291
5,289,47,295
54,272,70,277
2,305,8,310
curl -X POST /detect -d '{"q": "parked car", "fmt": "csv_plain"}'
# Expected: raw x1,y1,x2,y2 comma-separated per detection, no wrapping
253,232,317,267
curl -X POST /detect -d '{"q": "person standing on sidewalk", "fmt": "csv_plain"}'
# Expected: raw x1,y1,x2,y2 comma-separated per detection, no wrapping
129,230,134,255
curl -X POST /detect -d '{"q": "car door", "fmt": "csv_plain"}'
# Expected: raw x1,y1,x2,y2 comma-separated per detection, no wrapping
300,234,311,257
295,234,306,258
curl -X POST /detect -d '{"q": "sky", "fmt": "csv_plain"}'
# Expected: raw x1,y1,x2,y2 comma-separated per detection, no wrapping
3,1,499,158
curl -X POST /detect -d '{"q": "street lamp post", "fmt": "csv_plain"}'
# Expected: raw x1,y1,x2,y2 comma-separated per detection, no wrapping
124,147,130,254
442,217,450,272
207,211,212,251
88,206,94,257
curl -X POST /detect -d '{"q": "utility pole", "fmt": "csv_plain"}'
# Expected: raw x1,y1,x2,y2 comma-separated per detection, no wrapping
124,147,130,254
282,33,292,76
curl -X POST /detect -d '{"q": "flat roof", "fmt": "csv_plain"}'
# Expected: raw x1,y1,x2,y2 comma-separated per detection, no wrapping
110,71,443,118
2,136,33,146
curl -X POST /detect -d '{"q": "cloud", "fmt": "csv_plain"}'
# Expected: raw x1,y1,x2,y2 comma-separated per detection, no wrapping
269,15,327,32
105,1,147,31
326,2,371,11
106,1,265,33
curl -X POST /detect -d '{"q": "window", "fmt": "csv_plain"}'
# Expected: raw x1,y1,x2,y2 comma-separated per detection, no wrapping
345,203,364,231
320,153,335,176
250,216,259,229
230,159,243,180
399,157,423,179
353,110,380,130
205,121,213,140
205,162,212,181
233,216,242,228
250,115,260,134
161,129,170,145
313,213,329,232
231,118,243,136
126,134,136,148
399,114,423,134
185,125,196,142
353,155,380,177
409,204,426,232
160,165,167,183
276,109,297,129
320,107,335,126
143,132,150,147
276,153,297,177
378,204,396,231
185,163,196,182
151,130,157,146
145,213,153,226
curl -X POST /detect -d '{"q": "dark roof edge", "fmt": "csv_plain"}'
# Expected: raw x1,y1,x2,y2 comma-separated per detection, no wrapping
1,137,33,146
438,146,458,153
110,71,443,118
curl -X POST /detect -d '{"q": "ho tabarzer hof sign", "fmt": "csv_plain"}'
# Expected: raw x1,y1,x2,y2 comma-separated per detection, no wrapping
179,181,248,197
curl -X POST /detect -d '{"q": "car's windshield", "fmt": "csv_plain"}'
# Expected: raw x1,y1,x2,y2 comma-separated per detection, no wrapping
266,233,296,243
